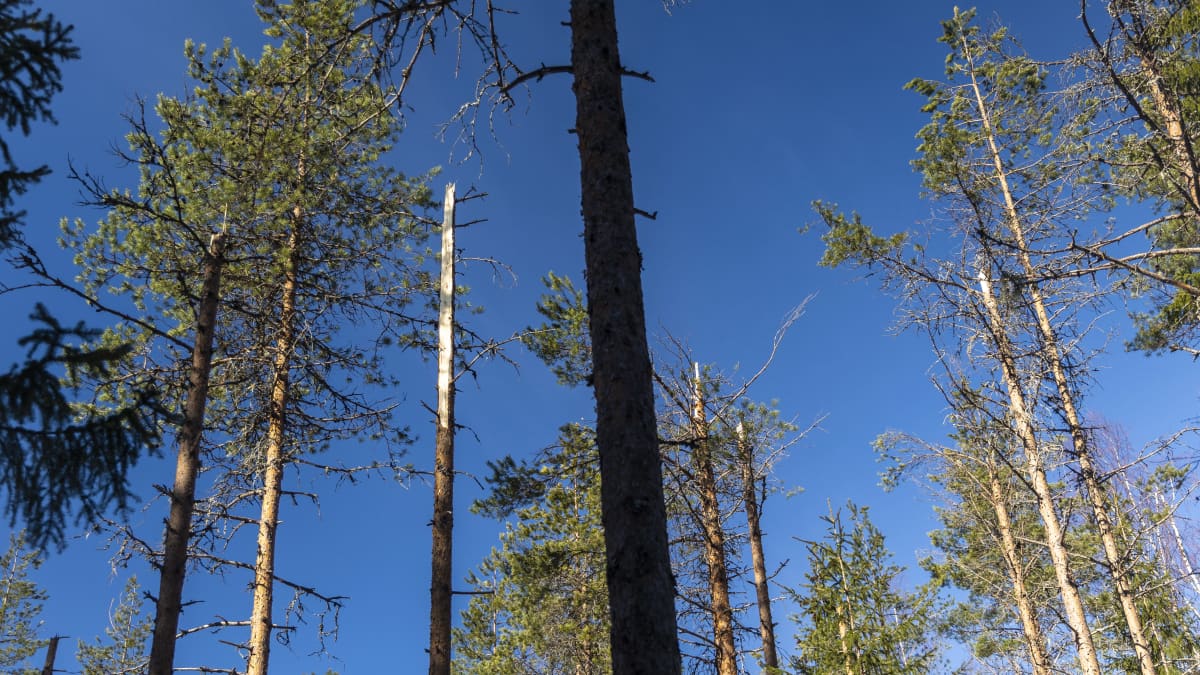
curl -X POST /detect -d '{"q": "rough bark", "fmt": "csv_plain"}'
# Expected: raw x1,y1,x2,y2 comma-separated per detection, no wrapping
690,364,736,675
961,43,1157,674
245,223,299,675
148,232,226,675
736,423,779,671
977,269,1102,675
428,183,457,675
569,1,681,672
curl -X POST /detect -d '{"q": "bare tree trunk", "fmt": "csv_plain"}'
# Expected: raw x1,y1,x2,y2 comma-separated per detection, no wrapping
428,183,457,675
245,223,299,675
985,456,1052,675
690,364,736,675
961,35,1155,672
977,269,1102,675
569,2,681,673
148,232,226,675
736,423,779,671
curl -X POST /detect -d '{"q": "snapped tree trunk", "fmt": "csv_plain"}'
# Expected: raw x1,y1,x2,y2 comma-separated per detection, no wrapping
428,183,457,675
690,364,736,675
246,224,299,675
568,1,681,672
39,635,59,675
148,232,226,675
736,422,779,672
977,269,1101,675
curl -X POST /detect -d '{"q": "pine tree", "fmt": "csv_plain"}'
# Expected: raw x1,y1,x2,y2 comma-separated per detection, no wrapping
1079,0,1200,355
0,532,46,673
792,503,938,675
77,576,152,675
65,1,434,670
455,424,611,674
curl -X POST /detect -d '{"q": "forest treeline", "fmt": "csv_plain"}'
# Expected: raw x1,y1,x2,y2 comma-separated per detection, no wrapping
1,0,1199,673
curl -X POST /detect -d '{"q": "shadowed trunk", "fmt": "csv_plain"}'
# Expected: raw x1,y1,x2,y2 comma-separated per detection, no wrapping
569,1,681,672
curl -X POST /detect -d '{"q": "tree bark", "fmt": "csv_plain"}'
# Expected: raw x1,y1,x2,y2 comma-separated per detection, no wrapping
736,422,779,671
985,456,1052,675
148,232,226,675
245,224,299,675
977,269,1102,675
428,183,457,675
569,1,681,672
690,364,736,675
961,41,1157,674
40,635,59,675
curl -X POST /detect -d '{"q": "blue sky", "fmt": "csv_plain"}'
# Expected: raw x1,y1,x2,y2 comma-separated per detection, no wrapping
4,1,1198,672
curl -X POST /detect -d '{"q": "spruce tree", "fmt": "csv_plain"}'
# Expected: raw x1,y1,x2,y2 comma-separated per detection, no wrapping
0,0,159,552
77,576,152,675
455,424,611,674
792,503,938,675
0,532,46,673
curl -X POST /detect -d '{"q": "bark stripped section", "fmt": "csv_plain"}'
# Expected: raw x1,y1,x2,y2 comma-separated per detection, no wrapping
569,1,681,672
428,182,457,675
148,232,226,675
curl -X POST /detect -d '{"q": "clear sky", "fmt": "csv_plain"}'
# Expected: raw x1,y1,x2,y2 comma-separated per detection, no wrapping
3,1,1198,673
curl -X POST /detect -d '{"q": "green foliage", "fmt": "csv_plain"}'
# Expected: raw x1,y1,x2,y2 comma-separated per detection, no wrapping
791,502,939,675
0,0,155,551
76,575,152,675
0,0,77,244
522,272,591,387
815,201,906,270
64,0,434,467
0,532,46,672
455,424,610,674
0,305,158,549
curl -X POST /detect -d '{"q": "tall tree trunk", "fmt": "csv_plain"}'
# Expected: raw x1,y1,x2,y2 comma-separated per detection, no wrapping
961,41,1157,674
568,2,681,673
736,422,779,671
977,269,1102,675
428,183,457,675
245,223,299,675
690,364,736,675
148,232,226,675
985,454,1052,675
